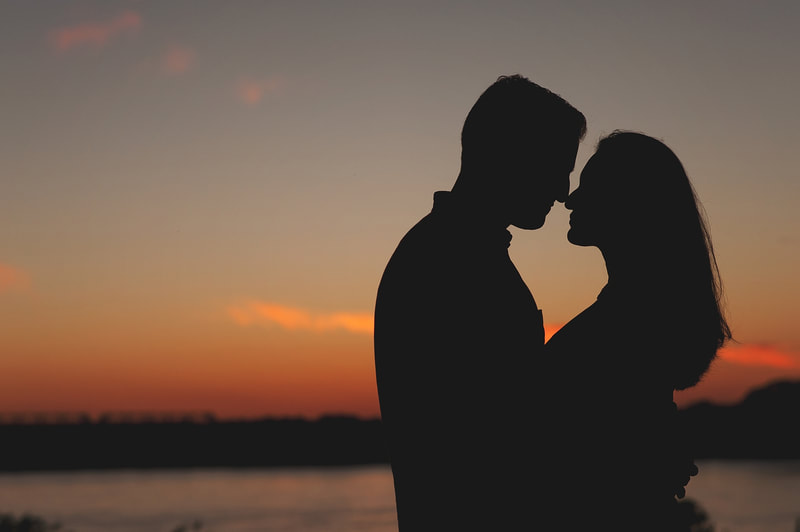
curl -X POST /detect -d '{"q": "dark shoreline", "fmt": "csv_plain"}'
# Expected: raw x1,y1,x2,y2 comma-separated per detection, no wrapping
2,380,798,472
0,416,388,472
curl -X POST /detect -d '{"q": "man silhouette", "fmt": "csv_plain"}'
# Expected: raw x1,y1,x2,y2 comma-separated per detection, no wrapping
374,75,586,530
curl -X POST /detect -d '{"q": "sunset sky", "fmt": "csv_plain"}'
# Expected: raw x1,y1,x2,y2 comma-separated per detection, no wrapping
2,1,799,419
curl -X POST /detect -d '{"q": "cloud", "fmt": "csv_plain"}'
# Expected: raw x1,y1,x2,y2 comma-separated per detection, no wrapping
718,343,799,369
161,45,196,75
223,308,799,371
544,321,797,370
0,263,31,294
228,311,566,342
235,76,286,105
50,11,142,52
227,301,373,335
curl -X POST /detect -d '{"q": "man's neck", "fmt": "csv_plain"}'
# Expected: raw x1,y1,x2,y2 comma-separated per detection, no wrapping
449,174,510,230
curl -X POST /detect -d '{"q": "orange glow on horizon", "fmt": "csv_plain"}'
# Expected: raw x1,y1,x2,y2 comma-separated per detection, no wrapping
2,300,798,419
0,338,380,420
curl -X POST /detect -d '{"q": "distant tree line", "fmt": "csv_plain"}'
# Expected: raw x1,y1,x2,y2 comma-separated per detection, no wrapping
0,415,387,471
1,380,798,471
0,411,216,425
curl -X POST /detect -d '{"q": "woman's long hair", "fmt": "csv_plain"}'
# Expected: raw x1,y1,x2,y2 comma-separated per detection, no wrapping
596,131,732,389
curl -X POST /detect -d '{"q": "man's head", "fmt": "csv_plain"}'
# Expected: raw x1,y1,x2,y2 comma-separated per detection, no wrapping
457,75,586,229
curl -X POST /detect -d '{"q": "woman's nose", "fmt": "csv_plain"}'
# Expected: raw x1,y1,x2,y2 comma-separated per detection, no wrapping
565,188,580,210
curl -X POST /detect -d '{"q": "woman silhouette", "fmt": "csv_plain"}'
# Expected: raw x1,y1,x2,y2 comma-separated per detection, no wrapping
543,131,732,530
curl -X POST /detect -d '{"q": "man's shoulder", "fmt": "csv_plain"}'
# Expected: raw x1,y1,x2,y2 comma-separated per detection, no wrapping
377,212,464,297
387,213,450,262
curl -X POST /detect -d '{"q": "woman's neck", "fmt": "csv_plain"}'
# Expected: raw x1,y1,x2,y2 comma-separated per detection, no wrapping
601,246,651,290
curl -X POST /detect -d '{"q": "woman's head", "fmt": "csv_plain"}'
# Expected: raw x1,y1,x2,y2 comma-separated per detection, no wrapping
567,130,732,388
566,131,697,252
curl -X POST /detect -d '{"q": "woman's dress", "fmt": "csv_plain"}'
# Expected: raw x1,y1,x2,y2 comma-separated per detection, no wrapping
542,283,687,531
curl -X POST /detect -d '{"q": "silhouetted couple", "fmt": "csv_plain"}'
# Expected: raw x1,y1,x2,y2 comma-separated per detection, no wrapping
374,75,731,531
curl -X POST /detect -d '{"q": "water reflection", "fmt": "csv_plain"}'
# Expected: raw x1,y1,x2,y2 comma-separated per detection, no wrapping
0,462,798,532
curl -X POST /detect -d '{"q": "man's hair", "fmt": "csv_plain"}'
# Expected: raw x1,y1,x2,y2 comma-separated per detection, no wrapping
460,74,586,169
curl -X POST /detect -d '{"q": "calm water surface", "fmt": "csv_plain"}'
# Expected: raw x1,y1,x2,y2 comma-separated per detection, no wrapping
684,460,800,532
0,466,397,532
1,461,798,531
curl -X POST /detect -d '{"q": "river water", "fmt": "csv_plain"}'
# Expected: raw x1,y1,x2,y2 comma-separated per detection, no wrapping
0,461,798,531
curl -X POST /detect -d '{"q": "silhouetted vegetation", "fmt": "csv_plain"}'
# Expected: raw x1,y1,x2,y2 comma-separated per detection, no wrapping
680,379,800,459
0,513,209,532
0,513,69,532
1,380,798,472
0,415,387,471
170,520,204,532
675,499,716,532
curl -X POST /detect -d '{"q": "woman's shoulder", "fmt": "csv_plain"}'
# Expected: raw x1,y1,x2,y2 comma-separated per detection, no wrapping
545,299,611,350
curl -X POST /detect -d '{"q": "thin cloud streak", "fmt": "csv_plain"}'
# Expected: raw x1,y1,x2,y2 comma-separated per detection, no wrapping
50,11,142,52
547,323,796,370
235,76,286,105
0,263,31,294
225,307,798,371
718,343,799,369
161,45,196,75
228,301,373,335
230,310,562,339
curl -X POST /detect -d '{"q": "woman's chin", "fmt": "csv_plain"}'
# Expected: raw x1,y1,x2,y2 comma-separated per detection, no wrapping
511,214,547,230
567,229,594,247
